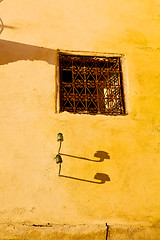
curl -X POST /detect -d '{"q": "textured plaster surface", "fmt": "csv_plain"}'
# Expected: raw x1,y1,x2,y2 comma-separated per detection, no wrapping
0,223,106,239
0,0,160,238
0,223,160,240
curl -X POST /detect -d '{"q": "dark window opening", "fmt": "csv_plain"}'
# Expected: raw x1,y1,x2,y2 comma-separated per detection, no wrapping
59,53,126,115
62,70,72,83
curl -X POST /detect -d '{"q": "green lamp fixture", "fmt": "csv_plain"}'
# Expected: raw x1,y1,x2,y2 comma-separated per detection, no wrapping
55,154,62,164
57,133,63,142
55,133,64,175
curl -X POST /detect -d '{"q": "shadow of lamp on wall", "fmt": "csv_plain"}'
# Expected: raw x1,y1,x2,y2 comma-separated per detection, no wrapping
54,133,111,184
60,150,110,162
0,18,17,35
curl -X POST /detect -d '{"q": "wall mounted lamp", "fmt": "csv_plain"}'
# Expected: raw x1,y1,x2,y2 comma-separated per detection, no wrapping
55,133,63,175
57,133,63,142
55,154,62,164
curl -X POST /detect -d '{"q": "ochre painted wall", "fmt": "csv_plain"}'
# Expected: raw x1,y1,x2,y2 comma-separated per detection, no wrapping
0,0,160,231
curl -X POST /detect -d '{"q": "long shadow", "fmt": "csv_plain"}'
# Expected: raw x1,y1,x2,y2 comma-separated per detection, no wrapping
60,173,110,184
0,39,56,65
60,151,110,162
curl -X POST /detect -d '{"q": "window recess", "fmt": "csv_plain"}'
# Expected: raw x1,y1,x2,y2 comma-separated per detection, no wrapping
58,52,126,116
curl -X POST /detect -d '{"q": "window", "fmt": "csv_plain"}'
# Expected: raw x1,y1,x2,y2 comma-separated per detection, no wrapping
58,52,126,115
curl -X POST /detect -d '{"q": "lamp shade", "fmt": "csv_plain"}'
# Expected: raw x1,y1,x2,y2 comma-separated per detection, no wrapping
55,154,62,164
57,133,63,142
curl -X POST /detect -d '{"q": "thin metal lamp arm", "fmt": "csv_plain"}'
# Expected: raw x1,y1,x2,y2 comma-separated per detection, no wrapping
58,141,62,154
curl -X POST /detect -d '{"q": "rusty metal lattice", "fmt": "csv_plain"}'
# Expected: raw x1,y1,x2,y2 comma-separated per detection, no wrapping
59,53,125,115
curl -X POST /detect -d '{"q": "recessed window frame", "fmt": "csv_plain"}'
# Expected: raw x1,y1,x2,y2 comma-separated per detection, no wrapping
55,49,128,116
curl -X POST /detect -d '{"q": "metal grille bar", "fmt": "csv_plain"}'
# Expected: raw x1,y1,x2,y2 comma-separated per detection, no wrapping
59,53,125,115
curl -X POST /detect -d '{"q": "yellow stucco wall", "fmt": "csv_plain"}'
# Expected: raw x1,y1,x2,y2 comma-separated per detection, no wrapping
0,0,160,231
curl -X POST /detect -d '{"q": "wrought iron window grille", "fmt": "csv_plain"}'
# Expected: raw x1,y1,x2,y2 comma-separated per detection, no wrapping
58,52,126,116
